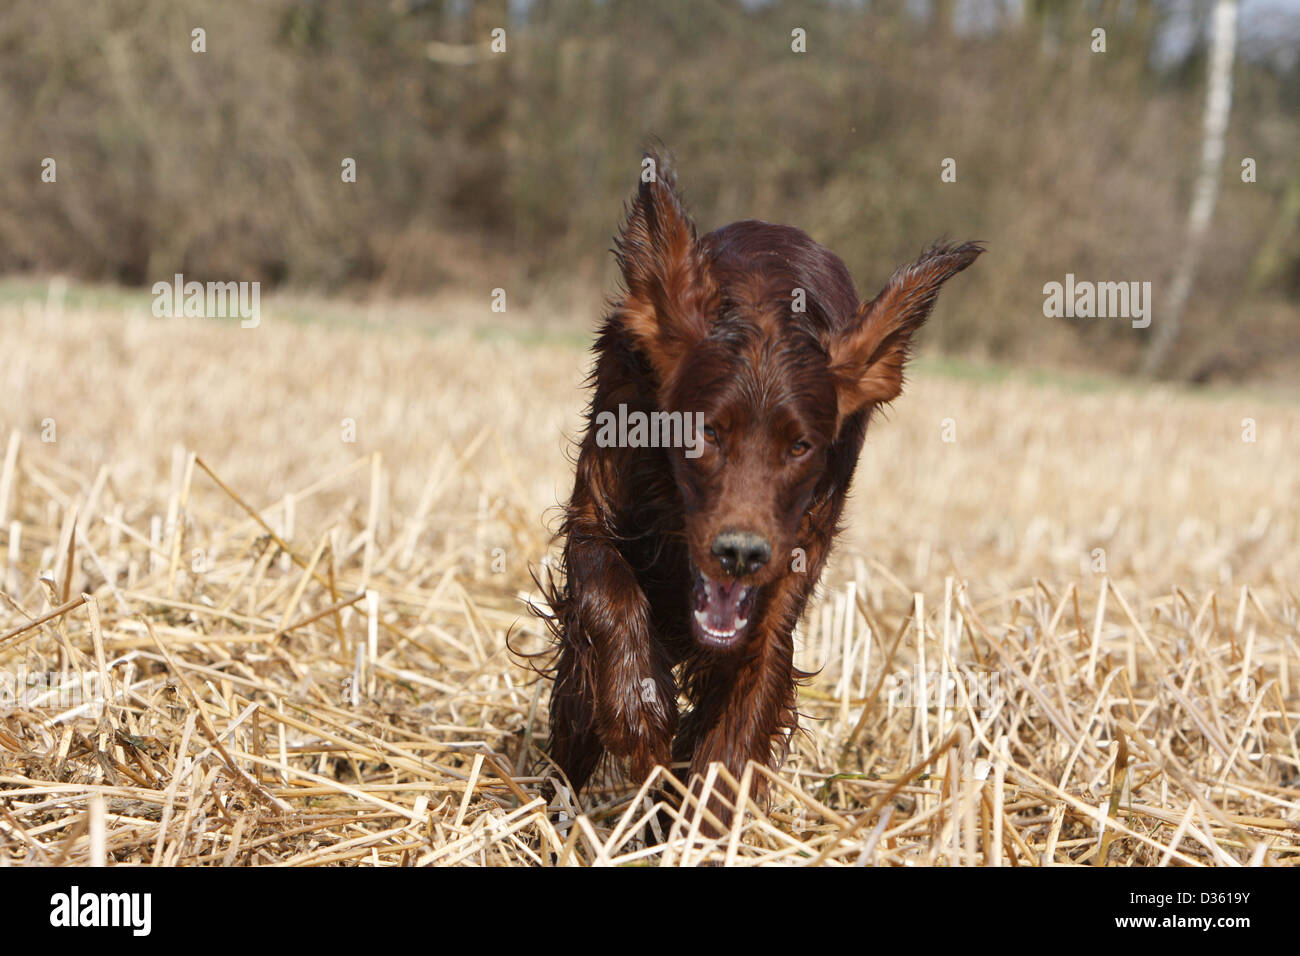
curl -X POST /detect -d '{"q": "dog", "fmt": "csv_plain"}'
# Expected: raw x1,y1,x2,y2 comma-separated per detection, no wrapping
540,150,981,829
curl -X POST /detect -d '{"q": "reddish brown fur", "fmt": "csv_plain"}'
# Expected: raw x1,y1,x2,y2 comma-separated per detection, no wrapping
539,151,981,830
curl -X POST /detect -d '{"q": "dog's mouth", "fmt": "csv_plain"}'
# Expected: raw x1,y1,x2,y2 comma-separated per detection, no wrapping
691,569,756,649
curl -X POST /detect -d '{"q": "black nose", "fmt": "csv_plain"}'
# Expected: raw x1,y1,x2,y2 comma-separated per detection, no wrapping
711,530,771,578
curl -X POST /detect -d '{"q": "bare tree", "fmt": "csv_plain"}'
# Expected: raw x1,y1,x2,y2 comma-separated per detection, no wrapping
1143,0,1239,377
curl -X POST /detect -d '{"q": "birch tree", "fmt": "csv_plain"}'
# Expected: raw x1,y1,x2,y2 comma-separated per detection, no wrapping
1143,0,1240,376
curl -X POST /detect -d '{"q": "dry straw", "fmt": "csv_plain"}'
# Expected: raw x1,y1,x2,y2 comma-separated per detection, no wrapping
1,298,1297,865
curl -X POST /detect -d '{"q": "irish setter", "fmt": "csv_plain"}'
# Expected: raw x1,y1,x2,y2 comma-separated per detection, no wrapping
541,150,981,829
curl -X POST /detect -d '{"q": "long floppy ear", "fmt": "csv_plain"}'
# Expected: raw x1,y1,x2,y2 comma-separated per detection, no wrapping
614,151,716,384
828,241,983,421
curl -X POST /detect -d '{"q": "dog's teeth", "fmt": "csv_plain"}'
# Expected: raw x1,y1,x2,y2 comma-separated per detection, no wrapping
694,609,741,640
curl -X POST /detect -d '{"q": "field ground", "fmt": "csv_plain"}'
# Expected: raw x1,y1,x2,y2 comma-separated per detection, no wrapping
1,287,1298,866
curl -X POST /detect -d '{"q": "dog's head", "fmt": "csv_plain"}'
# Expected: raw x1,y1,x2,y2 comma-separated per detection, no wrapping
614,152,981,650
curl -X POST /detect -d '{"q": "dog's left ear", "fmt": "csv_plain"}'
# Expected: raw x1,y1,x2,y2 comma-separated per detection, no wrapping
827,241,983,422
615,151,717,384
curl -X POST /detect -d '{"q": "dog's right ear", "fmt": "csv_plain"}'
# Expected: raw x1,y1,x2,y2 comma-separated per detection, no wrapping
615,151,716,384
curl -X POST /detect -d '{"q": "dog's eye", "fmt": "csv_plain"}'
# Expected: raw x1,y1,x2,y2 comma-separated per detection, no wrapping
790,440,812,458
702,424,719,444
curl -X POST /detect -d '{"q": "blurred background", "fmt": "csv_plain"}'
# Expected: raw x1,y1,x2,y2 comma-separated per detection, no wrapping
2,0,1299,383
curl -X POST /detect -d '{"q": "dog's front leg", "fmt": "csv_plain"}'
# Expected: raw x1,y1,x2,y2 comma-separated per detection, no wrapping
554,515,678,786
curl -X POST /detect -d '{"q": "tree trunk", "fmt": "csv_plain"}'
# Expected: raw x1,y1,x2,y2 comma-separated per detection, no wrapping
1142,0,1239,377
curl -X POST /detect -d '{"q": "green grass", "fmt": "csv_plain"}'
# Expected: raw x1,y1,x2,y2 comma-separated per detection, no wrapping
911,352,1299,407
7,275,1295,404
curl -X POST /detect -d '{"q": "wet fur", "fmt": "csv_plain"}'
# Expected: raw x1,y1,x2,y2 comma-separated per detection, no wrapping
537,151,981,831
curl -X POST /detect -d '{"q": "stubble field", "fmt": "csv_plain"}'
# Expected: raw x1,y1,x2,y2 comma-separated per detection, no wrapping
1,291,1297,866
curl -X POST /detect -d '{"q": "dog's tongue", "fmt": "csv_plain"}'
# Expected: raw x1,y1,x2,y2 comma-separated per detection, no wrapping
693,573,754,644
